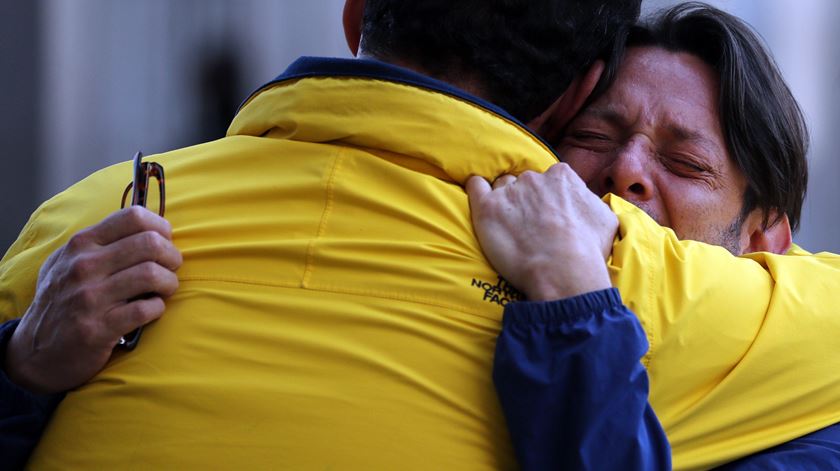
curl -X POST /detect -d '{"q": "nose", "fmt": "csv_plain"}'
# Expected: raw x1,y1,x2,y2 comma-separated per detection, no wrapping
597,136,655,201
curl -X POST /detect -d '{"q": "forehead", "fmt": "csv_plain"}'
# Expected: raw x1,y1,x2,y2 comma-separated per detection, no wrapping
588,46,723,142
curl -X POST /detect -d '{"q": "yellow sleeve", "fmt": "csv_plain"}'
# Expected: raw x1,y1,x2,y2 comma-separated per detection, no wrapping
1,200,66,321
0,163,128,322
606,195,840,470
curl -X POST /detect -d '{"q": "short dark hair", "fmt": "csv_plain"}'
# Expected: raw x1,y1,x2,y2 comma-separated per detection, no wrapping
360,0,641,122
627,2,809,232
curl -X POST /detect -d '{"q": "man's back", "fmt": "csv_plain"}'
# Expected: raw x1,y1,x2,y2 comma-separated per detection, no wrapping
4,59,559,469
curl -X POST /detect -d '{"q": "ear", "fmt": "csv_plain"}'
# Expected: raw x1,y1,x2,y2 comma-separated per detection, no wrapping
527,60,605,143
742,210,792,255
343,0,366,56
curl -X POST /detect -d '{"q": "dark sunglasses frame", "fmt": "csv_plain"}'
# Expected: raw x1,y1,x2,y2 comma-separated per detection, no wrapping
117,151,165,350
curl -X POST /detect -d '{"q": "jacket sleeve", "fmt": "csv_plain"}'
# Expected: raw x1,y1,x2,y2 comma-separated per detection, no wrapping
0,318,63,469
605,195,840,469
715,422,840,471
493,288,671,471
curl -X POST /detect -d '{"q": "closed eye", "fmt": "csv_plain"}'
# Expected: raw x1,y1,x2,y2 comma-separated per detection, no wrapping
563,131,617,153
661,154,714,177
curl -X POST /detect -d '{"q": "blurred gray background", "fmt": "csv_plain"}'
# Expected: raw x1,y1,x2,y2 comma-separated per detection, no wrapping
2,0,838,254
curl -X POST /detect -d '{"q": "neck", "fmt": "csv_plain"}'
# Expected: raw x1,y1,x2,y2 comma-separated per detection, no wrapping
356,52,487,100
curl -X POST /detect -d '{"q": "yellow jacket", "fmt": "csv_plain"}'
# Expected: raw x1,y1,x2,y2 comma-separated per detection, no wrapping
1,57,838,469
609,196,840,469
3,58,552,470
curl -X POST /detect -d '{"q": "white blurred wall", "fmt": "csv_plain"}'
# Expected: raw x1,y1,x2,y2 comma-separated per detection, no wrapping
38,0,349,201
9,0,840,252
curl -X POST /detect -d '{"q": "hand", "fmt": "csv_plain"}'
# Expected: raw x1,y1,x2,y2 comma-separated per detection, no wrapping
4,207,182,394
466,163,618,301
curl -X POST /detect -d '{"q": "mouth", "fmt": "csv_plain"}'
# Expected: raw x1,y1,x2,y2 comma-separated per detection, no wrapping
626,199,664,227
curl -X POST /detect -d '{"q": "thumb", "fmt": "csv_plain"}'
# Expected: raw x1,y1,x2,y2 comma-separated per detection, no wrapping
465,175,491,216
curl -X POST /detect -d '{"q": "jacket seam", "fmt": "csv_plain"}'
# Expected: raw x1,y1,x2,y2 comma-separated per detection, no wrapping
301,149,343,288
177,275,499,320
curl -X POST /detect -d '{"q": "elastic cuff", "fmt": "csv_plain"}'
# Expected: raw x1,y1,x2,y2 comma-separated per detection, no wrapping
502,288,623,327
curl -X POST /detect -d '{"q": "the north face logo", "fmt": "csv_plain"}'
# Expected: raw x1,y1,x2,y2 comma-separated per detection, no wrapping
471,276,523,306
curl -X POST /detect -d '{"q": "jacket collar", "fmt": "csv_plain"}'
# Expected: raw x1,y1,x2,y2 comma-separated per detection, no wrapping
229,57,560,183
244,57,530,129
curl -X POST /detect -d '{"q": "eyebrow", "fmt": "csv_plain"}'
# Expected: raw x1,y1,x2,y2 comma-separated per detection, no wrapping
576,106,627,127
664,124,723,155
577,106,723,154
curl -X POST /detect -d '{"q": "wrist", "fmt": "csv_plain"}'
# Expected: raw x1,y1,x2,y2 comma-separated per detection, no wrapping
4,330,53,395
522,251,612,301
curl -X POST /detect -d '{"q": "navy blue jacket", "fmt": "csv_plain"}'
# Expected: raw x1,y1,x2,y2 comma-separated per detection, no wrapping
0,319,63,469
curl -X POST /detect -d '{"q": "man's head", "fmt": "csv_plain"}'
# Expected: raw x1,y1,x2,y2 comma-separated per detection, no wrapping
558,3,809,255
343,0,641,122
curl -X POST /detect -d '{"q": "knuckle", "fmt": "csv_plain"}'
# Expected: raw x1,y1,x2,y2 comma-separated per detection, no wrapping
172,250,184,269
518,170,538,183
141,230,166,254
124,206,150,226
561,164,575,176
160,217,173,235
73,285,100,311
161,272,180,295
548,162,572,179
67,255,96,281
66,231,91,252
137,261,160,282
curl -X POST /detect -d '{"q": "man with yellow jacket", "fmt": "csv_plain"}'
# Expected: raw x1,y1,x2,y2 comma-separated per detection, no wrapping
2,1,642,468
1,1,839,470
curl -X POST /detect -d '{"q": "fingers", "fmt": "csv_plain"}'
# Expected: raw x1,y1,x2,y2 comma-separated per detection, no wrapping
492,174,517,189
87,206,173,247
104,261,180,303
467,173,521,197
100,230,183,274
546,163,588,188
466,175,492,214
59,207,181,283
466,175,491,199
466,173,522,213
57,229,181,291
105,296,167,341
544,162,573,183
97,261,177,338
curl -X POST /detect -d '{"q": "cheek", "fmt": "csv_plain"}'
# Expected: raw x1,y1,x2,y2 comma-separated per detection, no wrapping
659,184,739,242
558,147,603,184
